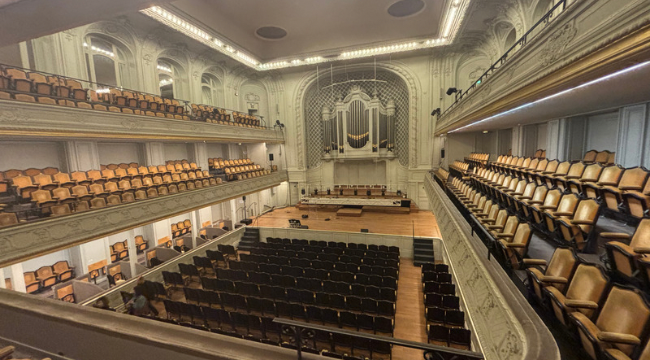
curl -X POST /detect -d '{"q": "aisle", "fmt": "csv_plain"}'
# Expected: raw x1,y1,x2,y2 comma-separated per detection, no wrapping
392,259,428,360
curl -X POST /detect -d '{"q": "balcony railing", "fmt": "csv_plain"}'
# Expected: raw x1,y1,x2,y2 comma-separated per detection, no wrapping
441,0,572,118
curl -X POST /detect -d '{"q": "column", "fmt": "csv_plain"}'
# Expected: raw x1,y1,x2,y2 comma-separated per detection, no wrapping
191,210,199,248
64,141,100,172
230,199,238,224
0,268,5,289
125,229,137,276
144,142,166,167
617,104,648,168
189,143,209,171
11,264,26,293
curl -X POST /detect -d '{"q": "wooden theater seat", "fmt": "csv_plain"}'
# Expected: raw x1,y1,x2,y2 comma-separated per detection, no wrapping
601,167,650,214
53,261,75,282
604,218,650,279
555,199,602,251
23,272,40,293
525,247,578,303
571,285,650,360
36,266,58,288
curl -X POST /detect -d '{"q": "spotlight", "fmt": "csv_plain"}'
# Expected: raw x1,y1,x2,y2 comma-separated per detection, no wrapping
431,108,441,116
274,120,285,129
446,87,458,96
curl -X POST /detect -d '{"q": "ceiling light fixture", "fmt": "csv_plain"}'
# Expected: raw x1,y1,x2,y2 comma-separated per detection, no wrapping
157,64,172,73
449,60,650,133
141,6,259,68
142,0,469,70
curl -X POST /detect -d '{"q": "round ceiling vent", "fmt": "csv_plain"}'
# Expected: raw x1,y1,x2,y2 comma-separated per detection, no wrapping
387,0,425,18
256,26,288,40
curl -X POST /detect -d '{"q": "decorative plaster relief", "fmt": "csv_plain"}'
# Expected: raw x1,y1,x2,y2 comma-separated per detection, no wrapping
539,22,577,67
0,172,288,267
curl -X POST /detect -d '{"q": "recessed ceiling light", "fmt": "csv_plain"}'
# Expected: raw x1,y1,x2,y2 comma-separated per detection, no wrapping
387,0,425,18
256,26,288,40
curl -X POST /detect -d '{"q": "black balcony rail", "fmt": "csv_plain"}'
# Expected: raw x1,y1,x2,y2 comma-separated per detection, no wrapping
0,62,272,129
441,0,571,118
273,318,484,360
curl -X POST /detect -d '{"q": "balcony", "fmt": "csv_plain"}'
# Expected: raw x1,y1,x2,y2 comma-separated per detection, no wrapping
435,0,650,134
0,98,284,143
0,171,288,267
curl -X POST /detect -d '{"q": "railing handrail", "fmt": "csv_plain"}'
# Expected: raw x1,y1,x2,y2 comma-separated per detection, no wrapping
0,62,267,124
441,0,570,118
273,318,484,359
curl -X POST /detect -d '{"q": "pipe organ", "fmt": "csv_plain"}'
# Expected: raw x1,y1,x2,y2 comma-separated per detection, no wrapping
321,86,396,159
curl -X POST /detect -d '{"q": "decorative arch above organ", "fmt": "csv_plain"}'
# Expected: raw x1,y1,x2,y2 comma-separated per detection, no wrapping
321,86,396,160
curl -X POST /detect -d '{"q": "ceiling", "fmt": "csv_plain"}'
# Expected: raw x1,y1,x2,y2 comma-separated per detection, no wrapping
169,0,446,60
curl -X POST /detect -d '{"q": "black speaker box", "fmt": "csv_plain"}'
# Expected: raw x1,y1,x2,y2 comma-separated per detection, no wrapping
360,229,369,233
269,153,274,161
302,214,309,219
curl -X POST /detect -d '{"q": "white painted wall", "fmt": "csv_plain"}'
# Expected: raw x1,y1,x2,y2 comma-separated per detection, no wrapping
586,111,619,152
164,143,190,162
21,249,70,272
97,143,142,165
0,141,64,171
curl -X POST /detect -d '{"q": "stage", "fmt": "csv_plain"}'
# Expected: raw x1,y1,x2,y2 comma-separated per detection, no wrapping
298,194,417,214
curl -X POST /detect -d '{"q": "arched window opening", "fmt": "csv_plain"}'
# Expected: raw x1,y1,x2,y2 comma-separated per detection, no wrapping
201,74,223,106
83,36,130,88
157,59,176,99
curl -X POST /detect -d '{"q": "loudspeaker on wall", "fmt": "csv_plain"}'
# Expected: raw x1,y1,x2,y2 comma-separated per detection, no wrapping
269,153,274,161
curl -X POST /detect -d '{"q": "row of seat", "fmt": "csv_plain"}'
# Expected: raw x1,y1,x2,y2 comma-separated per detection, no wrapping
102,161,198,172
464,153,490,168
479,159,650,221
449,161,470,174
23,261,74,294
248,248,400,265
433,168,449,188
0,66,266,129
420,264,472,350
265,237,400,255
525,246,650,360
142,312,391,360
209,158,253,169
172,219,192,238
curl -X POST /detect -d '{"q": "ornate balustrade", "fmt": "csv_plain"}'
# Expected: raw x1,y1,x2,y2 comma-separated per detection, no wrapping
0,98,284,143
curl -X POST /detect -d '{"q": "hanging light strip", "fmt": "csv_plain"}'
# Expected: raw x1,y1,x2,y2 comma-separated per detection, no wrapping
140,6,260,68
141,0,470,71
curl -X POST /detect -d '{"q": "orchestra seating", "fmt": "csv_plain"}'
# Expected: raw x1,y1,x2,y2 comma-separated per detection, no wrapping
433,168,449,189
422,263,472,350
0,158,273,228
134,238,402,358
22,260,75,294
449,161,470,178
0,65,265,129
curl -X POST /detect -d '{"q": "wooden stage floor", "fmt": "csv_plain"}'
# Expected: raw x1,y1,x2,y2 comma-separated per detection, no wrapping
253,206,441,238
253,206,440,359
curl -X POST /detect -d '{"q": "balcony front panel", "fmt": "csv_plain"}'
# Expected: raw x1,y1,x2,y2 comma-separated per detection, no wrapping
0,99,284,143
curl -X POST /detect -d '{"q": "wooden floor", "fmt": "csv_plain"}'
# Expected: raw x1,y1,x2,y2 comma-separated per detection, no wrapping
254,206,441,238
255,206,439,359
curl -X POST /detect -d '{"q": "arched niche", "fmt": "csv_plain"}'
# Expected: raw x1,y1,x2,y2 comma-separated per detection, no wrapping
533,0,554,21
504,28,518,51
456,54,491,89
156,55,188,100
82,34,136,89
201,73,224,107
239,80,270,120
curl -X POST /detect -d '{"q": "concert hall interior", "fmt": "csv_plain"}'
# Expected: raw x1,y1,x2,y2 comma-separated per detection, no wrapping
1,0,650,359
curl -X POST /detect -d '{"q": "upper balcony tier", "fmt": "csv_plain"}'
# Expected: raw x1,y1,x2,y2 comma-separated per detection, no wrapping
435,0,650,134
0,65,284,143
